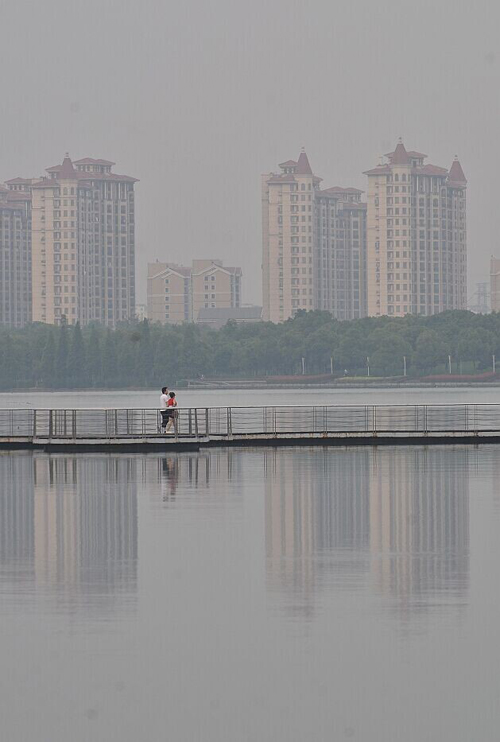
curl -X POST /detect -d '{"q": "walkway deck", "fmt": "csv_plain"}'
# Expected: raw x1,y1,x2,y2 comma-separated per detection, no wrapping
2,404,500,451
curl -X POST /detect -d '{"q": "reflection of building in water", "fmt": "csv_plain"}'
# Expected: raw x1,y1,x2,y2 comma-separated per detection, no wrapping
0,453,138,612
265,448,371,618
0,452,35,580
33,455,137,604
264,447,470,622
370,447,469,618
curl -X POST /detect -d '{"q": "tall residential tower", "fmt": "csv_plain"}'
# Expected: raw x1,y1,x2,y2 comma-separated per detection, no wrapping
0,184,32,327
29,155,137,326
262,150,367,322
364,140,467,317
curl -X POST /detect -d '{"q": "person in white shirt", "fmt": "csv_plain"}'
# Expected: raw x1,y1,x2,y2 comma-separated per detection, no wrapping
160,386,169,433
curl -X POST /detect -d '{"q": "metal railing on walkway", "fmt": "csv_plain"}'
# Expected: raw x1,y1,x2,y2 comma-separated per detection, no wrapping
1,404,500,440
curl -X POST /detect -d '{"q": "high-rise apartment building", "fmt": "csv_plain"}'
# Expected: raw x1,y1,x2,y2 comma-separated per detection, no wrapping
147,259,242,325
364,140,467,317
20,154,137,326
0,184,32,327
315,188,367,319
262,150,367,322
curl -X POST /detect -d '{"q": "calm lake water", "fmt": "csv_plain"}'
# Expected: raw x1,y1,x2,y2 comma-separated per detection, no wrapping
1,444,500,741
2,385,500,408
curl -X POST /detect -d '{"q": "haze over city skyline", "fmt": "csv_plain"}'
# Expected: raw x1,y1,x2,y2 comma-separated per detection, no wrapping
1,0,497,305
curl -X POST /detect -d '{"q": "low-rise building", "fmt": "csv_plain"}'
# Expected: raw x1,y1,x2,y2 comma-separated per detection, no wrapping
147,259,242,325
196,305,262,329
147,263,192,324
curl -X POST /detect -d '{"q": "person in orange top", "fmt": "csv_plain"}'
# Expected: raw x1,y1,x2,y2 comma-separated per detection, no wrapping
165,391,178,434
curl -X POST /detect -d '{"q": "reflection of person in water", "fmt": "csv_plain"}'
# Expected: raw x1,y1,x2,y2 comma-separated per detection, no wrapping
162,457,179,501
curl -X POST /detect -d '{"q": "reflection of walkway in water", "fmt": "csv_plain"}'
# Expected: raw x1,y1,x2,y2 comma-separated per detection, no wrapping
0,452,138,615
264,447,470,622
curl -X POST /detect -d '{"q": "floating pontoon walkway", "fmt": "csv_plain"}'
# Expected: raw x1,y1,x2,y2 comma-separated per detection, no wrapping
2,405,500,451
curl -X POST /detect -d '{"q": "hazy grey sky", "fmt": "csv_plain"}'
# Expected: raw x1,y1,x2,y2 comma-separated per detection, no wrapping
1,0,498,305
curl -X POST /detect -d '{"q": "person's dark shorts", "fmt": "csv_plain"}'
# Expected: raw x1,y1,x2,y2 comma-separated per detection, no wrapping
161,410,172,426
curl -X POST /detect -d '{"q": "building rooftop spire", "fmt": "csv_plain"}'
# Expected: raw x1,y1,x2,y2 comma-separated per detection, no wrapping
391,139,410,165
59,154,76,178
448,156,467,184
296,149,313,175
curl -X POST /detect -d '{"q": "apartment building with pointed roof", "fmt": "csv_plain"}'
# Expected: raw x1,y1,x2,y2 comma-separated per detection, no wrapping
262,149,367,322
27,154,137,326
365,140,467,317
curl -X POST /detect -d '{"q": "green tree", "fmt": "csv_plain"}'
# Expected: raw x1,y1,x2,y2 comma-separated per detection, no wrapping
370,334,413,376
86,326,102,386
456,328,495,369
336,332,368,372
102,329,118,385
414,330,450,372
40,331,56,387
55,325,69,387
0,334,15,389
68,323,86,387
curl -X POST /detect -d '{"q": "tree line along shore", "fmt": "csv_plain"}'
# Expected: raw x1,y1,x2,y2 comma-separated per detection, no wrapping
0,310,500,390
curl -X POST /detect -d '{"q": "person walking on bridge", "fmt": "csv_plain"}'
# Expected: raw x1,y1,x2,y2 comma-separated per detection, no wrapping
165,391,178,434
160,386,170,433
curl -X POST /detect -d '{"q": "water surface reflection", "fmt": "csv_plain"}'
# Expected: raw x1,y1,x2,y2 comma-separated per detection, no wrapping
0,452,138,616
0,446,486,742
264,447,470,622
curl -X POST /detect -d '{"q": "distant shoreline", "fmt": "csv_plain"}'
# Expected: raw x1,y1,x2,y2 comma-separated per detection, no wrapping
1,381,500,393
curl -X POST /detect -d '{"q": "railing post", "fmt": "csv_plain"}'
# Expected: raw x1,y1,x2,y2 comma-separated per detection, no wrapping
205,408,209,437
227,407,232,439
194,408,199,438
48,409,53,440
72,410,77,438
188,409,192,435
33,409,37,438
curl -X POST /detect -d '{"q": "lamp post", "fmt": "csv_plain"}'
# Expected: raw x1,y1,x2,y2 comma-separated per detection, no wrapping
403,356,407,377
367,356,370,377
493,355,496,374
301,357,305,375
448,355,452,374
330,357,334,376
